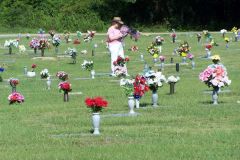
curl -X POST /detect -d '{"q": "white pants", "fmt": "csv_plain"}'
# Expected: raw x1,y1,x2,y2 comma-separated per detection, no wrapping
109,43,126,73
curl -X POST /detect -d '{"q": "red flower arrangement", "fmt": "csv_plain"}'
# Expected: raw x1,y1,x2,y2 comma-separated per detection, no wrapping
9,78,19,87
31,64,37,71
205,44,213,50
171,33,176,38
133,75,149,99
113,56,129,67
59,82,72,92
85,97,108,112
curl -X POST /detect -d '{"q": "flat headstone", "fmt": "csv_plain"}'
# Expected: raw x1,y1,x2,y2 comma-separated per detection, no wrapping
51,133,89,138
0,59,15,63
32,57,57,61
57,55,71,58
74,77,91,80
102,112,140,118
203,89,231,94
109,80,120,82
154,63,188,67
69,92,82,95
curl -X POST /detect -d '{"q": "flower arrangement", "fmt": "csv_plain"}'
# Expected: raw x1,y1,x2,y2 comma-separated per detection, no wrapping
113,56,129,67
220,29,227,34
65,48,77,63
8,92,24,104
81,60,94,71
155,36,164,46
9,78,19,87
177,41,190,57
56,71,68,81
77,31,82,38
159,55,165,62
29,38,40,49
224,37,230,43
120,25,130,37
52,35,61,47
19,45,26,53
4,39,18,48
73,39,81,44
64,30,71,43
133,75,149,99
85,97,108,112
205,43,213,50
199,65,231,88
145,70,166,92
171,33,176,38
130,45,138,52
49,30,55,37
38,39,49,50
120,78,134,97
31,64,37,72
40,69,49,79
58,81,72,93
129,29,140,41
84,31,96,42
167,76,180,83
187,54,194,60
147,44,159,58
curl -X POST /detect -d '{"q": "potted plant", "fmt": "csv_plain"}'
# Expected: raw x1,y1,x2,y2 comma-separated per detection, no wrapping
85,97,108,135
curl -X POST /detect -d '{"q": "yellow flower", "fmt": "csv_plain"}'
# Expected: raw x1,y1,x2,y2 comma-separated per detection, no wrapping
181,52,187,57
211,55,220,60
224,37,229,42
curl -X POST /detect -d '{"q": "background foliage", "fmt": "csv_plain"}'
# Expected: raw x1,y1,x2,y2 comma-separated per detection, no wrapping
0,0,240,32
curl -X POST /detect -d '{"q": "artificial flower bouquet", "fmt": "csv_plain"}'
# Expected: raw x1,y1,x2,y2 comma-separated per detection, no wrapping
58,81,72,93
145,70,166,92
85,97,108,112
113,56,129,77
65,48,77,60
187,54,194,60
31,64,37,72
40,69,49,79
8,92,24,104
4,39,18,48
199,65,231,88
19,45,26,53
81,60,94,71
147,44,159,58
167,76,180,83
49,30,55,37
52,35,61,47
29,38,40,49
130,45,138,52
159,55,165,62
38,39,49,50
155,36,164,46
9,78,19,87
178,42,190,57
56,71,68,81
133,75,149,99
205,43,213,51
120,78,134,97
113,56,129,67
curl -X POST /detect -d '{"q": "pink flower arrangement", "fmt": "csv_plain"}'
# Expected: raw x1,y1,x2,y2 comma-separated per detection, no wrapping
159,55,165,62
29,38,40,49
85,97,108,112
199,66,231,88
187,54,194,60
8,92,24,104
56,71,68,81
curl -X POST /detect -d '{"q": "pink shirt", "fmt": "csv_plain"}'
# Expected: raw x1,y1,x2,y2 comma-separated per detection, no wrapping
107,26,123,46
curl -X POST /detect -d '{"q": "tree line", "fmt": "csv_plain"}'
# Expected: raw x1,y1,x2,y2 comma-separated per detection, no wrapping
0,0,239,32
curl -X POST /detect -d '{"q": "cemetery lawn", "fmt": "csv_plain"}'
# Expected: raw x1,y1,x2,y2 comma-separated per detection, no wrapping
0,33,239,160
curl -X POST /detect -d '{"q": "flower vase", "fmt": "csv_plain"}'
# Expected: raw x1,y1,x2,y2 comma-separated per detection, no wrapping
128,97,135,114
152,91,158,107
160,62,164,70
91,70,95,79
172,37,175,43
12,86,16,93
169,82,175,94
64,92,69,102
55,47,58,54
92,113,100,135
34,48,37,54
182,57,187,63
140,54,144,61
46,78,51,90
153,58,158,63
9,47,12,55
206,50,211,58
24,66,27,75
41,49,45,57
212,87,219,105
135,99,140,109
191,60,195,69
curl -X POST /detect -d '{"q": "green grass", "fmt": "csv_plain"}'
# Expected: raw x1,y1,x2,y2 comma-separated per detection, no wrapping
0,33,240,160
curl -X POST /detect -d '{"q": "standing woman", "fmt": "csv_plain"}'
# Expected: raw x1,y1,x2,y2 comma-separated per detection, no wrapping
107,17,127,76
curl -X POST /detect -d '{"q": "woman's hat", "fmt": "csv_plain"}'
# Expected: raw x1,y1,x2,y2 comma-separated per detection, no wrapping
112,17,124,25
211,55,220,60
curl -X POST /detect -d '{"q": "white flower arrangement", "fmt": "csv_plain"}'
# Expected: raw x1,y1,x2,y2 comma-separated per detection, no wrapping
167,76,180,83
65,48,77,57
4,39,18,48
40,69,49,79
145,70,166,88
19,45,26,53
81,60,94,71
81,50,87,54
220,29,227,34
